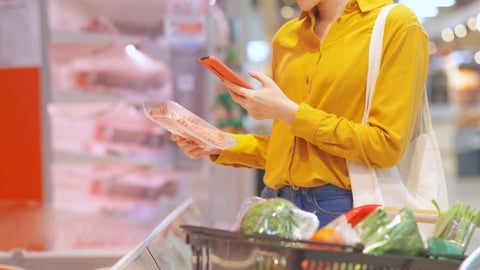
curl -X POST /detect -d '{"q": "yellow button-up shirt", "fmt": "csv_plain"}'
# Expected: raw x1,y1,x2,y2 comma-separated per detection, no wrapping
213,0,429,190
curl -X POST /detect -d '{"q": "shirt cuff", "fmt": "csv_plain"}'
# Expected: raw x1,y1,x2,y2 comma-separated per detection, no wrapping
292,103,327,142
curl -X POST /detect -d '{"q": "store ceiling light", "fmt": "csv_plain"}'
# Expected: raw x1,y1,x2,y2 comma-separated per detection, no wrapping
475,51,480,65
477,13,480,30
280,5,295,19
454,24,468,38
467,17,477,31
434,0,456,8
125,44,154,69
441,28,455,42
125,44,136,55
247,40,270,63
398,0,439,18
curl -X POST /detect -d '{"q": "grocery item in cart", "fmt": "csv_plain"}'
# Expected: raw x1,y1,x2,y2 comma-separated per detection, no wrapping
143,100,238,149
309,214,360,249
344,203,381,227
304,204,380,251
234,197,319,240
358,208,425,256
428,200,480,256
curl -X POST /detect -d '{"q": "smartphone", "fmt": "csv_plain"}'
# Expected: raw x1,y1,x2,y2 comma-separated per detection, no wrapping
199,55,254,89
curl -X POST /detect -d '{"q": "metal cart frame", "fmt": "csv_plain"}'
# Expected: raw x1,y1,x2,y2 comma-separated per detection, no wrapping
182,225,468,270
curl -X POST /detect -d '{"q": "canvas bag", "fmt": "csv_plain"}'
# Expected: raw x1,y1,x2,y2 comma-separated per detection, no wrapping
346,4,450,211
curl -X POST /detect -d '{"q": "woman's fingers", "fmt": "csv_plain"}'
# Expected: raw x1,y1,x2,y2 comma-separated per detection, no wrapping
247,71,271,85
224,81,249,97
170,133,216,159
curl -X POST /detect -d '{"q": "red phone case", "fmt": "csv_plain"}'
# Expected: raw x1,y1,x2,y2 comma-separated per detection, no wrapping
199,55,253,89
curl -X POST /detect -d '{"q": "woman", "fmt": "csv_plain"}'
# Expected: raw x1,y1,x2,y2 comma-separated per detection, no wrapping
171,0,428,227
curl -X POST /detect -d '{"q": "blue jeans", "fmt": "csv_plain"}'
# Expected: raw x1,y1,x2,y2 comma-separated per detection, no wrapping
260,184,353,228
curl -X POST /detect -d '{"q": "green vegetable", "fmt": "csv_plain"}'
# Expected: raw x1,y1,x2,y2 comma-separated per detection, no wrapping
360,208,424,256
429,200,480,255
358,208,391,243
240,198,300,239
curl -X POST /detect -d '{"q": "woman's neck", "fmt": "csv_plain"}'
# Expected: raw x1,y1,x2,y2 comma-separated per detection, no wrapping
315,0,350,21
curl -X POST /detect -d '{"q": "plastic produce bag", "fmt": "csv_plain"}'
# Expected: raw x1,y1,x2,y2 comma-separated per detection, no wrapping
309,214,360,248
428,201,480,256
358,208,424,256
232,197,319,240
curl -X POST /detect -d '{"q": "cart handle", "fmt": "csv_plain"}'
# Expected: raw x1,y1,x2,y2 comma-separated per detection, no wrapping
383,207,480,227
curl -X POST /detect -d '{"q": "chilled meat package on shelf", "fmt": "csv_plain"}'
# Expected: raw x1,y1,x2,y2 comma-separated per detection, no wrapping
143,100,238,150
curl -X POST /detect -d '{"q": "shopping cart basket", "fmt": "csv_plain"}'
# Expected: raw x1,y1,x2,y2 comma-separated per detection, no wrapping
181,225,464,270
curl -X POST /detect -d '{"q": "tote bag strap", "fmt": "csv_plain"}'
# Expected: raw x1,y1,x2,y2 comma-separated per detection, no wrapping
362,4,433,139
364,4,433,135
349,4,401,207
362,4,399,124
359,4,448,210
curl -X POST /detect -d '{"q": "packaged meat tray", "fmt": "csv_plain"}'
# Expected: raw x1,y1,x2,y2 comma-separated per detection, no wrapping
143,100,238,149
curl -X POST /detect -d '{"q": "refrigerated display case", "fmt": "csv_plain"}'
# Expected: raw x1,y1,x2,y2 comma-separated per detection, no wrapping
1,0,217,252
0,198,205,270
44,0,208,252
1,2,258,269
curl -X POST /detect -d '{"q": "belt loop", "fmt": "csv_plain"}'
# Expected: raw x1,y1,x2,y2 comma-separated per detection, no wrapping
285,180,300,191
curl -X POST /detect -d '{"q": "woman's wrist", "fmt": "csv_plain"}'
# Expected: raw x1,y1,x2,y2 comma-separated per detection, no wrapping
280,100,299,124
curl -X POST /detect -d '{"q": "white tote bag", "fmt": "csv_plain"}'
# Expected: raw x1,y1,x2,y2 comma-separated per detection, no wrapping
347,4,449,211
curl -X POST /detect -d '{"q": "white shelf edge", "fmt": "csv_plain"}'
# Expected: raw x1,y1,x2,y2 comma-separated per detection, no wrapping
51,29,141,45
53,150,156,166
51,88,130,103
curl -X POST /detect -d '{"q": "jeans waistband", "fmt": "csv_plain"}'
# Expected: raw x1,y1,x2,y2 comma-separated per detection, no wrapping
267,184,349,197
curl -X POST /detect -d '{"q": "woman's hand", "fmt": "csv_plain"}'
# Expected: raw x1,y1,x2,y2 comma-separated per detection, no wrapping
170,134,221,159
223,71,299,124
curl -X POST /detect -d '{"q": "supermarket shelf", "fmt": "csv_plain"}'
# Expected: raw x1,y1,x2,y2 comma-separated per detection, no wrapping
52,89,123,103
51,88,140,104
51,30,141,45
49,30,143,62
52,147,177,174
52,150,160,166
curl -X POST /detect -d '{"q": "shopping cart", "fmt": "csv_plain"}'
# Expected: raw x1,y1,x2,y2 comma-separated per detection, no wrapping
459,246,480,270
181,225,466,270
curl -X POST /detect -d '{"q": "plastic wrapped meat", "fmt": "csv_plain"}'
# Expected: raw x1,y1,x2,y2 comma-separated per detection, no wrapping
143,100,237,150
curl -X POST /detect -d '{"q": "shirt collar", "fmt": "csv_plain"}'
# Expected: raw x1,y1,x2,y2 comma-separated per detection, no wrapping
299,0,393,19
356,0,393,12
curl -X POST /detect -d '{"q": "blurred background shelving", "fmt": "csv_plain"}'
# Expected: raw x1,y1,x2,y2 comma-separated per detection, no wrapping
1,0,480,269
